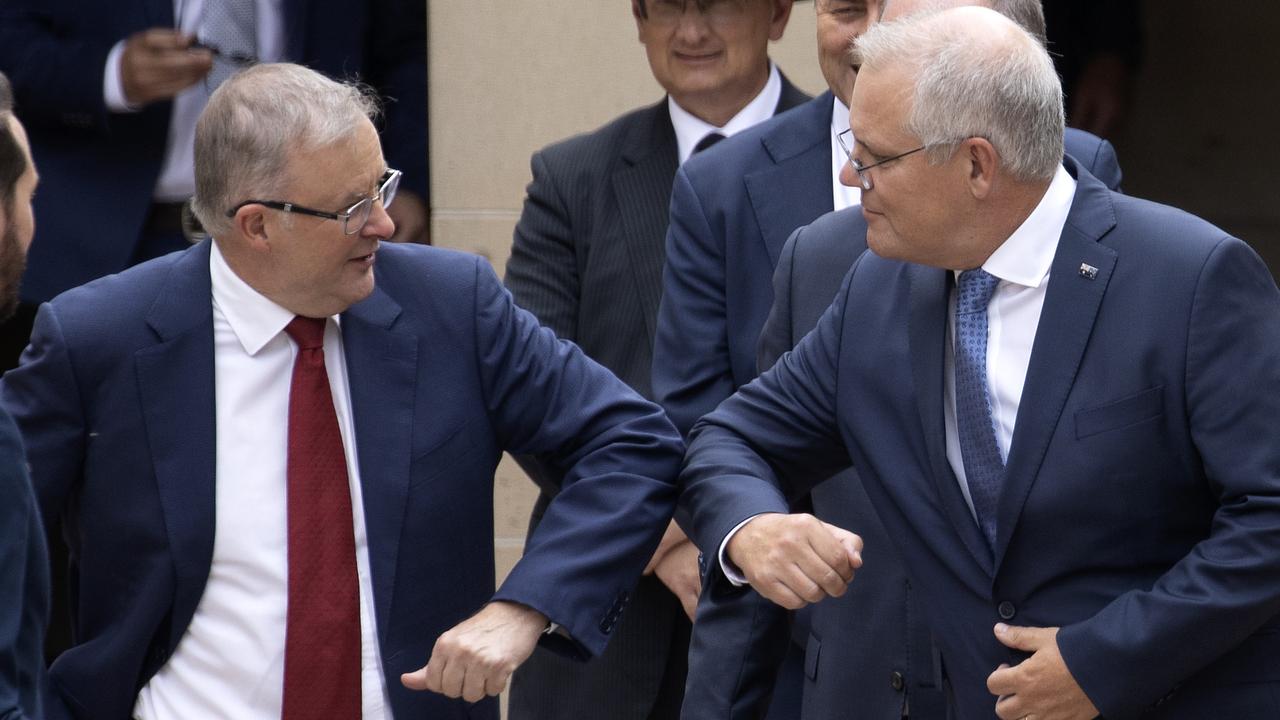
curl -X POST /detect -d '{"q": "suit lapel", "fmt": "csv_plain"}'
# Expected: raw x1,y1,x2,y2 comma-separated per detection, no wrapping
342,286,417,640
612,102,679,343
908,264,996,575
745,94,836,267
993,165,1119,569
136,242,217,641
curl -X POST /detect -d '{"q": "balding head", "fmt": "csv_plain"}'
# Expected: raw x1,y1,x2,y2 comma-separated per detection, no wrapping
881,0,1045,44
856,5,1063,181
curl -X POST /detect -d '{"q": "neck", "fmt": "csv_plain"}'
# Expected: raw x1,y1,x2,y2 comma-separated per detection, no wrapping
952,177,1054,271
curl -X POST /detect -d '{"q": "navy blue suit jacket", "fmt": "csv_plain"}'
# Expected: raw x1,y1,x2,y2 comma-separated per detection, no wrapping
0,405,48,720
680,160,1280,719
0,242,682,720
0,0,427,303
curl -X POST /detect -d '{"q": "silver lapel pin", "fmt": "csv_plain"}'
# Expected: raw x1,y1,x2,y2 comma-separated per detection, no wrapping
1078,263,1099,280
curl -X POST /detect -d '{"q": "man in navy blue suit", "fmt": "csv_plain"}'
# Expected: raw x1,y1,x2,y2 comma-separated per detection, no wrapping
0,71,48,720
0,0,428,370
658,1,1123,716
680,7,1280,719
1,63,682,720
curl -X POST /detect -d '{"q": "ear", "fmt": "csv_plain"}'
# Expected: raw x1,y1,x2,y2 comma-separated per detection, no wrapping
769,0,795,41
964,137,999,200
633,0,647,39
231,204,271,251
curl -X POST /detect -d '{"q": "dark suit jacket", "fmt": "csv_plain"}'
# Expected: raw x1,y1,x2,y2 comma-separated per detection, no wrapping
680,159,1280,719
658,89,1123,717
0,0,427,304
0,405,48,720
0,241,683,720
503,78,808,719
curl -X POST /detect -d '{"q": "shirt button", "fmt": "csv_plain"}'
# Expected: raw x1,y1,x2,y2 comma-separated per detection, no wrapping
890,671,905,691
998,601,1017,621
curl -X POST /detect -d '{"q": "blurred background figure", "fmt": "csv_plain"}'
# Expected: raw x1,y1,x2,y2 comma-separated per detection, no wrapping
502,1,804,717
0,70,49,720
0,0,428,372
1042,0,1142,139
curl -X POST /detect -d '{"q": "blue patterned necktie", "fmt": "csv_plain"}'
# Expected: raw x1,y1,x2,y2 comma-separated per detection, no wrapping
954,268,1004,549
203,0,257,90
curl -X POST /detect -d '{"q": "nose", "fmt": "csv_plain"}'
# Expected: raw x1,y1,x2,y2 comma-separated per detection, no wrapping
839,160,860,189
362,198,396,239
674,5,712,41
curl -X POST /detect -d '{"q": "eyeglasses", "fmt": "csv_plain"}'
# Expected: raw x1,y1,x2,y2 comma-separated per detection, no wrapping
836,129,925,191
645,0,751,25
226,169,401,235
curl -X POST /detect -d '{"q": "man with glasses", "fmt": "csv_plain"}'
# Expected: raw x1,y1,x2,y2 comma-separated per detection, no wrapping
680,7,1280,718
502,1,804,717
658,0,1124,716
1,63,685,720
0,0,429,372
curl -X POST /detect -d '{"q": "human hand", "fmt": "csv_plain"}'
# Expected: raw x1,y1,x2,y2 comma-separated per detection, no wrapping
1068,53,1131,139
726,513,862,610
400,601,547,703
653,537,702,621
387,189,429,244
987,624,1100,720
120,29,213,106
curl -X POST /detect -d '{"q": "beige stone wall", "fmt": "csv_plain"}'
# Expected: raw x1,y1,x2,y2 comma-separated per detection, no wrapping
427,3,825,591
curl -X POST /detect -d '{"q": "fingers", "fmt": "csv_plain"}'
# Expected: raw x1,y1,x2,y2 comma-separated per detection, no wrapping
654,541,702,621
730,514,860,609
993,623,1052,653
122,28,213,105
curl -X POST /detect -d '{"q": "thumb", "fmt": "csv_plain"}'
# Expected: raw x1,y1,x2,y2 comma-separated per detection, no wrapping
993,623,1051,652
400,666,429,690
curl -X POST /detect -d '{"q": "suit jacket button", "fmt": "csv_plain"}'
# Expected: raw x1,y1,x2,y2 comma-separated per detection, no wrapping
890,671,905,691
998,601,1016,621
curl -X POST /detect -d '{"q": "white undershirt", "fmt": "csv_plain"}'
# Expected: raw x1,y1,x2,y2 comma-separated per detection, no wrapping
133,241,390,720
720,164,1077,580
669,63,783,166
104,0,286,201
943,164,1076,518
829,97,861,211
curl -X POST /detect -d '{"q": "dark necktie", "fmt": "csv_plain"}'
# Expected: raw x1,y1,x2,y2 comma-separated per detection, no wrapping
954,269,1004,549
693,132,726,155
281,316,361,719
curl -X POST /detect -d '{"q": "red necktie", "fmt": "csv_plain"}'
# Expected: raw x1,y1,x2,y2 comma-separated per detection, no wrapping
282,316,362,719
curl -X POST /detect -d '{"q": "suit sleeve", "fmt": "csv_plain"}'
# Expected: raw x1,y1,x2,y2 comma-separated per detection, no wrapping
0,305,88,534
1057,237,1280,717
680,264,858,567
653,166,736,436
470,258,683,657
757,225,803,373
0,3,117,130
0,418,47,720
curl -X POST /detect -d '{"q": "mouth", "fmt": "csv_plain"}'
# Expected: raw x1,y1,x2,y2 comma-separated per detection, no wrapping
350,249,376,266
861,205,882,221
674,50,721,65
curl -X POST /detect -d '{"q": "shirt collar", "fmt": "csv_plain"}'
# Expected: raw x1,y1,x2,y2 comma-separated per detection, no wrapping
210,240,325,355
831,95,850,135
979,164,1077,289
669,62,782,165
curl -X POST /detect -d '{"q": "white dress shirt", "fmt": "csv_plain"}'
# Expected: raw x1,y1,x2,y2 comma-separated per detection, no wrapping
720,164,1077,581
669,63,783,166
829,96,862,211
133,242,390,720
943,164,1076,518
104,0,285,201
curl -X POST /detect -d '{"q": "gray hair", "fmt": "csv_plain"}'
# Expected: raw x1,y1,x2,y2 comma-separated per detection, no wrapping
191,63,381,236
879,0,1046,46
856,7,1064,181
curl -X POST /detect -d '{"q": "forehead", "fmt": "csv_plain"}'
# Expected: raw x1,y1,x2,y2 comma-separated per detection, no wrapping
849,65,912,140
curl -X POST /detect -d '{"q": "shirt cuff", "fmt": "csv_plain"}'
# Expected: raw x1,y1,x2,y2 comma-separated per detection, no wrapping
104,40,142,113
718,514,765,587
